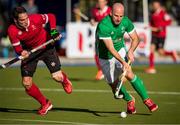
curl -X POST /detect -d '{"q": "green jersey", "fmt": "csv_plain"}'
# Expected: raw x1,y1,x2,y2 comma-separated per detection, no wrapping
96,15,135,59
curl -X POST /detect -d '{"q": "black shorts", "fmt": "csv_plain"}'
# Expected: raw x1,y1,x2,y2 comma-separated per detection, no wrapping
151,36,165,50
21,46,61,77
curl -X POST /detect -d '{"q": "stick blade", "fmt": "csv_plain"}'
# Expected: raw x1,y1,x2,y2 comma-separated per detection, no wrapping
0,66,3,69
0,64,6,69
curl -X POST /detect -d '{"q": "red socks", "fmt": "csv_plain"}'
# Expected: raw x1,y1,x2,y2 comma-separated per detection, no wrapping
164,51,177,62
25,83,46,106
164,51,173,56
149,52,154,68
149,51,177,68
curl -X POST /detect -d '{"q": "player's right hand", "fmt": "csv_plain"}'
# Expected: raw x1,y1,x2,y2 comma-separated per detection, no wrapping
122,61,130,72
21,50,30,59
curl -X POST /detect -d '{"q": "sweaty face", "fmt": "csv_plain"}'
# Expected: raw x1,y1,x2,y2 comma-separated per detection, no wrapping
16,13,29,29
111,8,124,25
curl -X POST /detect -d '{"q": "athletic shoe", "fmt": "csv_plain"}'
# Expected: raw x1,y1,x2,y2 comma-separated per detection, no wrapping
127,95,136,114
144,98,158,112
172,51,178,63
95,70,104,80
61,72,73,94
145,67,156,74
38,100,53,115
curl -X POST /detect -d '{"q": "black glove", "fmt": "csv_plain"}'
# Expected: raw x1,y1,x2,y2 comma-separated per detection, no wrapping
50,29,60,40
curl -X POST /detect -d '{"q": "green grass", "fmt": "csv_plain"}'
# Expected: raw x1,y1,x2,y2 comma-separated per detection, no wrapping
0,64,180,124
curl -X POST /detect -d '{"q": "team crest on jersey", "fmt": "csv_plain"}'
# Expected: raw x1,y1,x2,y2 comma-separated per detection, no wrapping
18,31,22,35
51,62,56,67
111,31,114,35
41,14,46,21
121,26,125,33
31,25,36,30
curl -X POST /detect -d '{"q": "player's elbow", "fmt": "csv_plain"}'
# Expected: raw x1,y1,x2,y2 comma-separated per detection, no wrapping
47,13,56,19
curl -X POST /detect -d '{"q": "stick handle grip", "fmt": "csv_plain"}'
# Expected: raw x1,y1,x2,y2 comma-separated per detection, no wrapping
121,60,131,79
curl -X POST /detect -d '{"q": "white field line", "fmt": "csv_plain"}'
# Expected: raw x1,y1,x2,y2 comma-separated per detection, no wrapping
163,102,177,105
0,87,180,95
0,118,107,125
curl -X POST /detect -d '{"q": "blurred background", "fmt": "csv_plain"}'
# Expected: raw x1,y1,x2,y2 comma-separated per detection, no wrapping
0,0,180,61
0,1,180,124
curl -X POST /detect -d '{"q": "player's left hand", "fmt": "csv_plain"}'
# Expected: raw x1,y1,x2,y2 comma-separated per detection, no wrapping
50,29,61,40
127,50,134,62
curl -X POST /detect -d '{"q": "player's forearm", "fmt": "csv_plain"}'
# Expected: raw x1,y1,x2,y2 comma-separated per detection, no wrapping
128,32,139,52
10,41,23,55
110,48,125,64
47,13,56,29
13,45,23,55
129,39,139,52
105,43,125,64
103,39,125,64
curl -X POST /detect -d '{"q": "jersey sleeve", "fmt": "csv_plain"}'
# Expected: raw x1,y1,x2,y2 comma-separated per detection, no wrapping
124,17,135,34
8,27,23,55
97,23,111,40
47,13,56,29
32,13,56,29
162,12,171,26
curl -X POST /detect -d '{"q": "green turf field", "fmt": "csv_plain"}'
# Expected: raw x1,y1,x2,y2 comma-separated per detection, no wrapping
0,64,180,124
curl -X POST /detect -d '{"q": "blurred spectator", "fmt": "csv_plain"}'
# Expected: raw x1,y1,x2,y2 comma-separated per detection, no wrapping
0,37,12,58
55,26,66,56
22,0,38,14
0,0,8,38
0,0,11,58
145,0,178,74
90,0,111,80
171,1,180,25
90,0,111,26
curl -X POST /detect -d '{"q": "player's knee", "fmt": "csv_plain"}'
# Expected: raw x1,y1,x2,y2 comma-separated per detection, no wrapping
22,77,33,89
150,45,155,52
52,71,63,82
126,70,134,81
158,49,164,55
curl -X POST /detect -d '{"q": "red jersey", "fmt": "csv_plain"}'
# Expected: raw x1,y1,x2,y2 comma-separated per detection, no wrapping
150,8,171,38
91,6,111,22
8,13,56,54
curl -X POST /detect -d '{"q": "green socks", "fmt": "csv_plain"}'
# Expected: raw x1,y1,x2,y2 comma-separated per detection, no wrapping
120,85,132,101
130,75,149,100
116,75,149,102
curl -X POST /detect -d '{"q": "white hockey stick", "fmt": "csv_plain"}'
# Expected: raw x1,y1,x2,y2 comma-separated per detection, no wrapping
115,60,131,98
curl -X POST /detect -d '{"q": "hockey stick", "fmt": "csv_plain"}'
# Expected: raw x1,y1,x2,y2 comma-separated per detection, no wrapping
0,37,61,69
114,60,131,98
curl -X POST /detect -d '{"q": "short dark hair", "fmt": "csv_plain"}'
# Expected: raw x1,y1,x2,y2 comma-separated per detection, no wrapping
12,6,27,19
